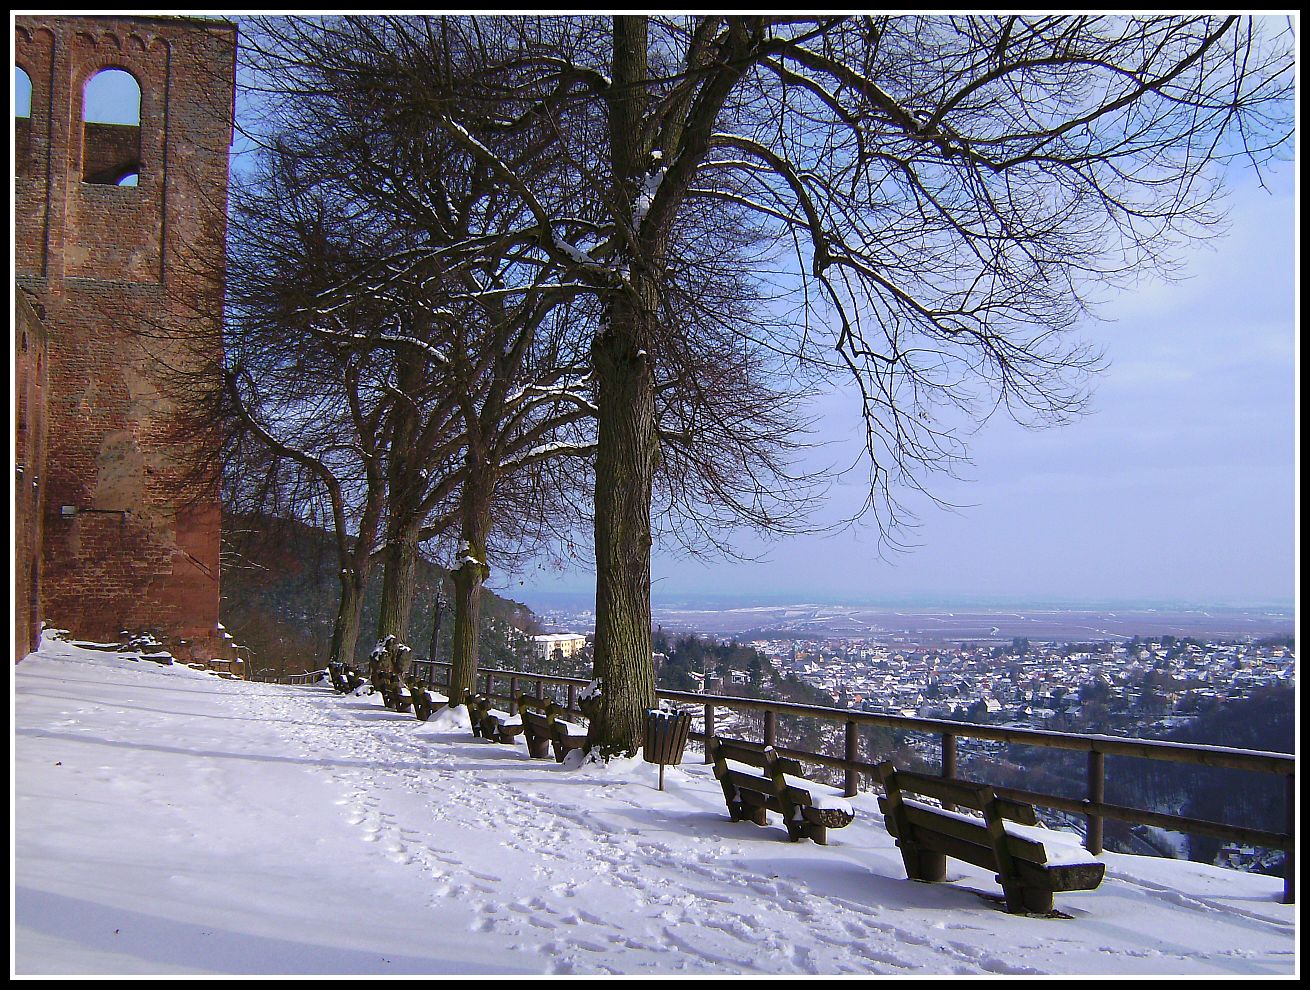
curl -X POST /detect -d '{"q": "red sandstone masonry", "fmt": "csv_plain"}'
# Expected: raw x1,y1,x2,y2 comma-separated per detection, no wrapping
15,292,50,661
15,15,236,661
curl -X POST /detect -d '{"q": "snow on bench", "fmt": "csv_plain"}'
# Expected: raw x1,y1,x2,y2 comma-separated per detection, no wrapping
877,762,1105,915
518,695,588,762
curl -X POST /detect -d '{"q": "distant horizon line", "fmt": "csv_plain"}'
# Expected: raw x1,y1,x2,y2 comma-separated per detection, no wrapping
493,587,1296,614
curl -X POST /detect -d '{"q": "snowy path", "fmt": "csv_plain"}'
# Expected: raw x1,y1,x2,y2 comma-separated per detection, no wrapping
14,638,1297,975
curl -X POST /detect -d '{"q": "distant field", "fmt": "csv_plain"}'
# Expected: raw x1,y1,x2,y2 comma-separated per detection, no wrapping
646,603,1295,643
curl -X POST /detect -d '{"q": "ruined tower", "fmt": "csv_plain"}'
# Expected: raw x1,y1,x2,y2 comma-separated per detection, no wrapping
15,15,236,659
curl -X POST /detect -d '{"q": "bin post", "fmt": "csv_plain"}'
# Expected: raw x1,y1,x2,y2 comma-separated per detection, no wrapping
1087,749,1105,855
844,720,859,797
941,732,957,812
1284,772,1295,904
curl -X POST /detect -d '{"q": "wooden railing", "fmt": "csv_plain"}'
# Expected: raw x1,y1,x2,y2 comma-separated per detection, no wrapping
252,668,325,685
409,658,1295,903
284,669,326,685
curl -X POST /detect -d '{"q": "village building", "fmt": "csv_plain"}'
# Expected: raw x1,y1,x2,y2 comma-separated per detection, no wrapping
530,633,588,664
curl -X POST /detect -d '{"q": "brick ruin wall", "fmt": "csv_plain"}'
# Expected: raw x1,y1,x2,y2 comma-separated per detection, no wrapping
15,16,237,662
15,292,50,661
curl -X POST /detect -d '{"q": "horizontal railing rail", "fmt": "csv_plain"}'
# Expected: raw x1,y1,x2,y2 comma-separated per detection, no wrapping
284,669,326,685
406,658,1294,903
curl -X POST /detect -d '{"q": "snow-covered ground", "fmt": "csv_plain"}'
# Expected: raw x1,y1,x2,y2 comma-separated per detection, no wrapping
14,636,1298,976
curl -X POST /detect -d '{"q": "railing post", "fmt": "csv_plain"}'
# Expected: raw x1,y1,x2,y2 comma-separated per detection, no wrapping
763,709,776,748
1284,772,1295,904
1087,748,1105,855
567,683,577,712
704,702,716,763
844,720,859,797
941,732,957,811
537,677,545,700
509,676,519,712
484,672,492,699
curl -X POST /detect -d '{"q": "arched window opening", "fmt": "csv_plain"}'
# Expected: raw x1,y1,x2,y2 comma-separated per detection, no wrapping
15,66,32,117
82,68,141,185
16,66,33,173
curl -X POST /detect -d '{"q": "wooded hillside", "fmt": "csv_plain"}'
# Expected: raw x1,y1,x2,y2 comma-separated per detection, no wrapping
220,513,541,679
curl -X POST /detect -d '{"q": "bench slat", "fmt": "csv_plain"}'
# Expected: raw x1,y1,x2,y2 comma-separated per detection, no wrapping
887,771,1028,823
712,743,773,770
720,768,776,795
889,769,1039,825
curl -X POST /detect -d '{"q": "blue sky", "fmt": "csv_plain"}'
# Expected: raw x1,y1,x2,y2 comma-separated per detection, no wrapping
506,164,1297,610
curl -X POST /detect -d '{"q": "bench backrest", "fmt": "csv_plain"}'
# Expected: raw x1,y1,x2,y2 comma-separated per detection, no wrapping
877,762,1048,874
523,703,586,740
710,737,805,786
879,764,1037,825
517,694,552,718
709,736,771,770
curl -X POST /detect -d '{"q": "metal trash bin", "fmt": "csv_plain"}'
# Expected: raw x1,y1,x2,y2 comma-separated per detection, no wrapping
643,708,692,790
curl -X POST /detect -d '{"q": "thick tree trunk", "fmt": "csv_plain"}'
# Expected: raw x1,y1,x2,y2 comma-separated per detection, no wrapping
329,492,382,667
375,520,421,677
589,281,660,756
448,559,484,707
329,568,367,666
447,472,493,707
585,14,660,757
375,347,426,678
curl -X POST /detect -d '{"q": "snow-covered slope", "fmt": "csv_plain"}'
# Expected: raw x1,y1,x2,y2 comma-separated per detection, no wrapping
14,637,1297,975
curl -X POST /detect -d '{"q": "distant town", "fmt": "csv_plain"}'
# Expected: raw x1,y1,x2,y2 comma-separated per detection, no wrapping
527,599,1296,737
744,634,1294,736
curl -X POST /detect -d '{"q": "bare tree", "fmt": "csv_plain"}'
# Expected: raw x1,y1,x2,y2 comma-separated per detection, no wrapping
222,142,399,668
236,15,823,711
237,16,600,691
230,15,1292,756
404,14,1292,755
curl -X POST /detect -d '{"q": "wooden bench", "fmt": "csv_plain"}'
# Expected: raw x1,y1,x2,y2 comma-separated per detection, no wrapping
876,762,1105,915
408,679,440,721
341,665,366,694
464,693,524,744
328,662,352,694
374,670,413,714
517,695,589,762
708,736,855,844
